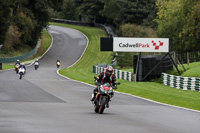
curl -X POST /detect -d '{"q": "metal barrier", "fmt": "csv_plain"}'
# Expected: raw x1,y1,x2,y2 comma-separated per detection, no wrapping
162,73,200,92
93,65,133,82
0,39,40,63
52,18,116,38
0,62,2,70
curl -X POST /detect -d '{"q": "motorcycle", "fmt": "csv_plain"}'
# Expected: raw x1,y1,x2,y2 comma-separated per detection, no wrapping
18,67,25,79
34,62,39,70
56,61,61,68
15,64,20,74
93,77,120,114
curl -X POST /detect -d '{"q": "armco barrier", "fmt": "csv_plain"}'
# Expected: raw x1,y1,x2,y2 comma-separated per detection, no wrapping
52,18,117,38
162,73,200,92
0,39,40,63
93,65,133,81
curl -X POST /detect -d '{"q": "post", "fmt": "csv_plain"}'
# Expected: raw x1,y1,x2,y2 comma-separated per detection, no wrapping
135,52,141,82
0,62,2,70
168,53,181,75
187,52,190,66
176,55,186,72
174,51,177,66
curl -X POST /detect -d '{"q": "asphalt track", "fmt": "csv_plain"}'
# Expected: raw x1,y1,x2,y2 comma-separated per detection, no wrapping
0,25,200,133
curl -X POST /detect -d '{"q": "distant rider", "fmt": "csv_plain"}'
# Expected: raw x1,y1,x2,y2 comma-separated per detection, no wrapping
56,60,61,68
56,60,61,64
15,59,20,66
91,66,117,103
34,59,39,66
19,63,26,71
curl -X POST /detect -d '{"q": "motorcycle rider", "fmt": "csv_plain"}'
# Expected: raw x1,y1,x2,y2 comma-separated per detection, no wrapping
14,59,20,66
91,66,117,107
14,59,21,73
34,59,39,66
19,63,26,73
56,59,61,67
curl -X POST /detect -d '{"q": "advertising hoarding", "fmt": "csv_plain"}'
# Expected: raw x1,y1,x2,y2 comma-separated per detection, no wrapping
113,37,169,52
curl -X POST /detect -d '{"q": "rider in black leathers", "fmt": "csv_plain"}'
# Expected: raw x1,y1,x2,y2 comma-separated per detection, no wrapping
19,63,26,71
91,66,117,104
15,59,20,66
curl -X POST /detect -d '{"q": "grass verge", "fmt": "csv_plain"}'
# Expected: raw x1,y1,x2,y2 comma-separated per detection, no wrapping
52,22,200,111
2,30,52,70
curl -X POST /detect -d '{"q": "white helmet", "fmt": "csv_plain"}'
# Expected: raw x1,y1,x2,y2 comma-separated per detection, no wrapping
17,59,19,62
105,66,114,76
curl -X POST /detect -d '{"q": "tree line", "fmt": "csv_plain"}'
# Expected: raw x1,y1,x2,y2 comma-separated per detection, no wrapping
51,0,200,67
0,0,199,63
0,0,65,51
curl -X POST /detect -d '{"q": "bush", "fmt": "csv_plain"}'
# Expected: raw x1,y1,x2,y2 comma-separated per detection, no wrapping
116,23,157,68
119,23,157,37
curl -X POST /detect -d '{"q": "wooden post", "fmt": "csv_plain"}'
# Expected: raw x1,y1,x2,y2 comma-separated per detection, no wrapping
187,52,189,66
135,52,141,82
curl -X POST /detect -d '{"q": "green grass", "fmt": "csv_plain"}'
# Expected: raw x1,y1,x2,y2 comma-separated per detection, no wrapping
166,62,200,78
52,22,200,111
24,30,52,61
119,68,133,72
2,64,14,70
0,46,32,57
181,62,200,77
2,30,52,70
50,22,113,83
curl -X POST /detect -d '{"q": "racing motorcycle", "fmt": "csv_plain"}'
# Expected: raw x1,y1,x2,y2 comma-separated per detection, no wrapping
34,61,39,70
18,67,25,79
93,77,120,114
56,61,61,68
15,64,20,74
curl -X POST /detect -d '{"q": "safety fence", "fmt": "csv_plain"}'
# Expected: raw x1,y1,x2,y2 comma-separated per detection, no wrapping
52,18,116,38
93,66,133,82
162,73,200,92
176,51,200,64
0,39,40,63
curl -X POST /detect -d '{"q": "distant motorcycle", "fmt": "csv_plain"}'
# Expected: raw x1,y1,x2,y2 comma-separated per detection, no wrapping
34,61,39,70
18,67,25,79
56,61,61,68
15,64,20,74
93,77,120,114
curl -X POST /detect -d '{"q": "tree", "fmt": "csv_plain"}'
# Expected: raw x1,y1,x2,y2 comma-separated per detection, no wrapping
156,0,200,53
1,0,65,50
78,0,104,23
61,0,80,20
0,1,11,45
100,0,157,27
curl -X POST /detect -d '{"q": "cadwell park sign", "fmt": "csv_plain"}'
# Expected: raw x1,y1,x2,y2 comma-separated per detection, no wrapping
113,37,169,52
100,37,173,82
100,37,169,53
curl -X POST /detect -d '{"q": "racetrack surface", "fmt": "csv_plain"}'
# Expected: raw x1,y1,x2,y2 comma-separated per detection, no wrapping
0,25,199,133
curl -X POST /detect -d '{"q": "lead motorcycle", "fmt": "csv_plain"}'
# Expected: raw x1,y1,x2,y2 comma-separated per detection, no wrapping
92,77,120,114
18,67,25,79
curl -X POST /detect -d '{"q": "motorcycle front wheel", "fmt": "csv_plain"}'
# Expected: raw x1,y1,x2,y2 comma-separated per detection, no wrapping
94,99,99,113
15,68,18,74
19,73,22,79
99,96,106,114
